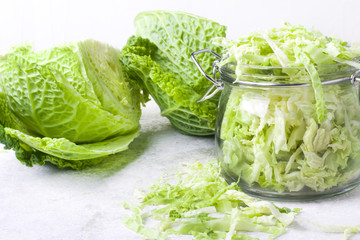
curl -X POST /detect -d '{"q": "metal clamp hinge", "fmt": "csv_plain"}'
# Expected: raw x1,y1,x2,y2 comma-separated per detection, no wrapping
190,49,223,102
351,70,360,84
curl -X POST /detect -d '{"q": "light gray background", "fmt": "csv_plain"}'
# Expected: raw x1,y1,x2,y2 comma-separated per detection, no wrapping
1,0,360,52
1,0,360,239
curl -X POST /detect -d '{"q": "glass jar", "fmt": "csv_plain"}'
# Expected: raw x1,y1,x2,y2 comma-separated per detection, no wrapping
192,49,360,200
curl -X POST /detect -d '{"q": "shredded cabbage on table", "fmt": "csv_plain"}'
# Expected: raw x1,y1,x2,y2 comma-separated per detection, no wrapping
123,161,300,239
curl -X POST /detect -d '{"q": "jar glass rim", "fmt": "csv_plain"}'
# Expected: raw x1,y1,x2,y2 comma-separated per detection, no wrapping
218,58,359,86
219,56,360,70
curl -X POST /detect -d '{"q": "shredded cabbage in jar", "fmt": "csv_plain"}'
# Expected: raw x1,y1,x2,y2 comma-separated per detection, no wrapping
216,23,360,193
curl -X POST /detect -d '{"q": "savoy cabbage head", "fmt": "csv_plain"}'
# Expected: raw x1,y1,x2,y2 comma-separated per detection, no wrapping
0,40,143,169
121,11,227,136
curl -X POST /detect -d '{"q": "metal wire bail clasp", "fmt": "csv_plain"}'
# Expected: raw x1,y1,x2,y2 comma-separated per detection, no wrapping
351,70,360,84
191,49,223,102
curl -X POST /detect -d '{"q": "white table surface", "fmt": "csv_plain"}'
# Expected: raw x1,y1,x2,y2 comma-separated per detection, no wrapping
0,100,359,240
